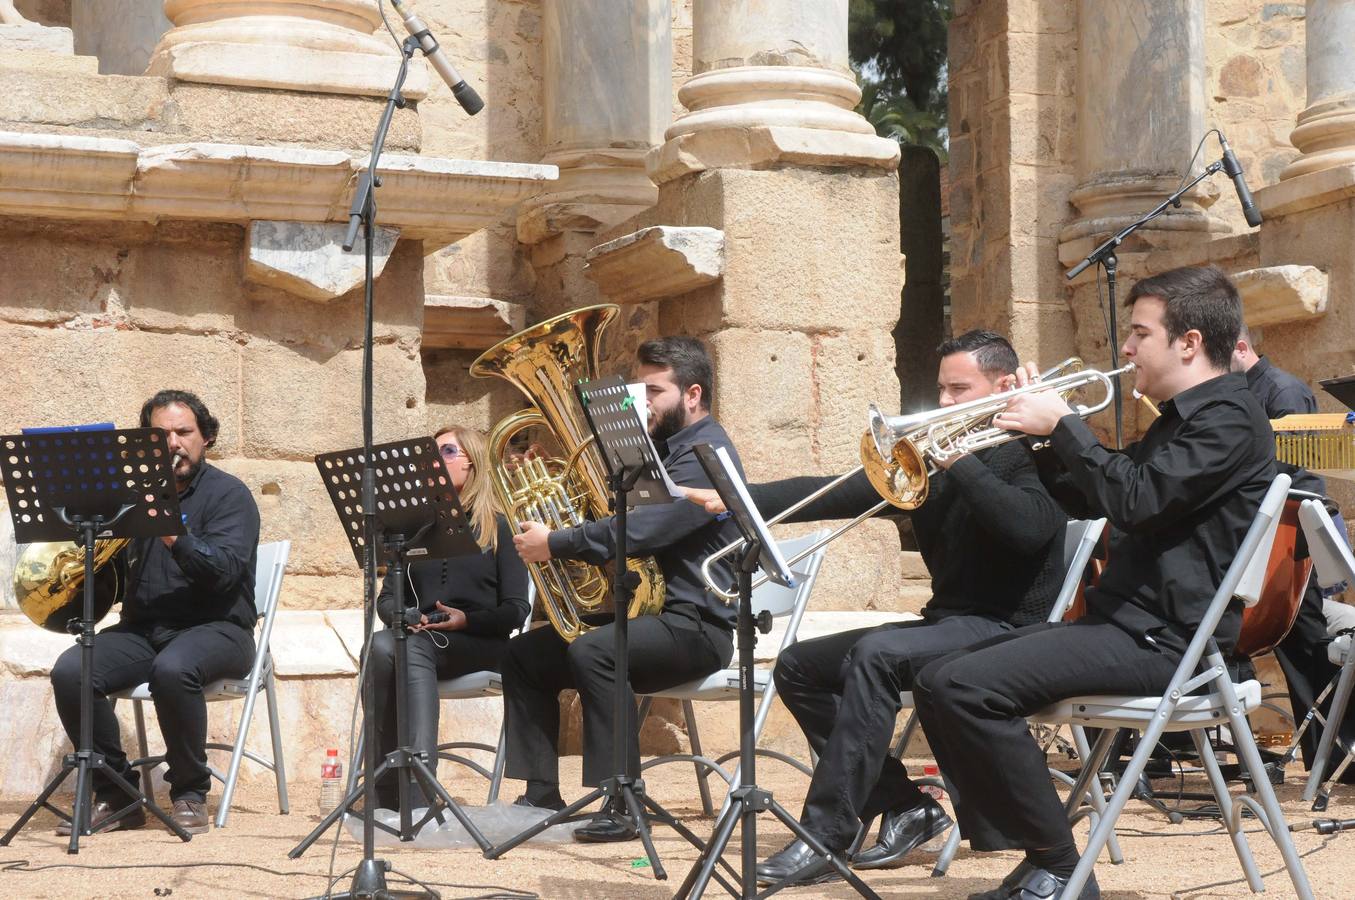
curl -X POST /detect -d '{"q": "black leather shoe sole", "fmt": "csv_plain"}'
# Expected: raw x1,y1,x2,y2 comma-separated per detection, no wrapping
853,808,953,870
572,817,639,844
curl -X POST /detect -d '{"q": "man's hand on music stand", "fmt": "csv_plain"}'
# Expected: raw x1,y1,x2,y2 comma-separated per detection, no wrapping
514,521,553,562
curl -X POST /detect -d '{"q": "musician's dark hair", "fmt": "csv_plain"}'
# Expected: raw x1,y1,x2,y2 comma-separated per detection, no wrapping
1124,265,1241,371
637,336,713,411
936,329,1019,378
139,389,220,447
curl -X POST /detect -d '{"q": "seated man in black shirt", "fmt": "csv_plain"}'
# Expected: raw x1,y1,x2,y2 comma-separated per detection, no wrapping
49,390,260,835
690,331,1066,885
915,265,1276,900
505,336,744,843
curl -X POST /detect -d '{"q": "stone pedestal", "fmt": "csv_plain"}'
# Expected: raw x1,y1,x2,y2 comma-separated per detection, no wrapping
1281,0,1355,181
649,0,898,184
516,0,671,248
1061,0,1217,244
147,0,428,98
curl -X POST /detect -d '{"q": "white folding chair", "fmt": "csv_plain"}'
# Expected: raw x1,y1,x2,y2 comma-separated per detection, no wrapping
635,530,830,816
433,582,537,804
1029,475,1313,899
1296,499,1355,808
921,518,1116,875
118,540,291,828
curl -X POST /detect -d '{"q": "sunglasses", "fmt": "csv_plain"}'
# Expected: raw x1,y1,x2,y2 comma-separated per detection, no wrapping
439,443,461,459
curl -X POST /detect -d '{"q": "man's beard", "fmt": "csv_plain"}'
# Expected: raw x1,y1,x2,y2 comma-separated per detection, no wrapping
649,404,687,444
175,453,205,487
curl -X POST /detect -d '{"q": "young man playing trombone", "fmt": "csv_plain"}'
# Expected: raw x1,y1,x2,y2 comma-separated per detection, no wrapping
690,330,1067,885
914,265,1276,900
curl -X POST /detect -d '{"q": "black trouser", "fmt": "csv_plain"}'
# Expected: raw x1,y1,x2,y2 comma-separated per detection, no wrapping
1275,578,1355,779
777,615,1014,851
914,618,1180,851
50,620,255,805
367,627,509,808
502,609,733,788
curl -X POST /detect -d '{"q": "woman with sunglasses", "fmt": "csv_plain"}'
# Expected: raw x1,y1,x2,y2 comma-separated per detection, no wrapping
367,426,530,811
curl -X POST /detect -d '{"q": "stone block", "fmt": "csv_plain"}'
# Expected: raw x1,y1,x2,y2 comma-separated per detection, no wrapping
813,330,900,471
422,348,526,436
0,68,169,131
281,573,366,612
269,610,356,677
244,221,400,302
120,234,242,334
584,226,724,304
239,340,427,460
0,231,123,324
0,21,72,53
213,459,354,577
648,125,900,186
0,613,70,676
422,295,526,351
707,328,813,479
0,324,242,450
684,168,901,333
1233,265,1329,327
0,677,70,798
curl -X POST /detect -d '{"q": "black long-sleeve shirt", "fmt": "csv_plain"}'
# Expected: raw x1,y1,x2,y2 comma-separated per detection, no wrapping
547,415,745,630
121,463,261,632
1245,356,1325,496
376,514,530,637
1033,372,1277,656
748,441,1066,626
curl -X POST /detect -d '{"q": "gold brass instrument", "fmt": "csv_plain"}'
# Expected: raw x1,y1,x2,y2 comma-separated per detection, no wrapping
701,358,1136,602
14,539,128,632
471,304,665,642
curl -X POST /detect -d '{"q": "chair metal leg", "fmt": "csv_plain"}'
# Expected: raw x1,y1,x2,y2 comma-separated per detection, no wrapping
1303,653,1355,803
683,700,714,817
265,670,289,814
215,680,262,829
892,709,920,760
132,700,157,807
930,819,963,877
1213,667,1315,900
1069,725,1124,864
1189,729,1263,892
487,721,507,804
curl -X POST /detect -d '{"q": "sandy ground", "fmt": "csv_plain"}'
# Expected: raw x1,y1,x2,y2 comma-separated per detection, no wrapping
0,754,1348,900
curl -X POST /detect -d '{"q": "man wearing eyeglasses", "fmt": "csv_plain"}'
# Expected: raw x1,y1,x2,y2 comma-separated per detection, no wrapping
505,335,745,843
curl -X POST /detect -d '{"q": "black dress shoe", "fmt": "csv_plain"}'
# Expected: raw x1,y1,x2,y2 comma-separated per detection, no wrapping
754,839,845,886
852,798,952,870
55,799,146,836
513,793,566,812
970,864,1100,900
572,798,638,843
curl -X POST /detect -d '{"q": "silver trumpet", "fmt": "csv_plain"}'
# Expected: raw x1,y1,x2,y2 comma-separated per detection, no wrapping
700,358,1136,602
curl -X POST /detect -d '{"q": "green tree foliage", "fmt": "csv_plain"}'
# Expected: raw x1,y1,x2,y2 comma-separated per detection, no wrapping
849,0,950,159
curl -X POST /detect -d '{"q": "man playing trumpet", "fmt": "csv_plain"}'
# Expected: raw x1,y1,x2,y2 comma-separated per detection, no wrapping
915,265,1275,899
689,330,1066,885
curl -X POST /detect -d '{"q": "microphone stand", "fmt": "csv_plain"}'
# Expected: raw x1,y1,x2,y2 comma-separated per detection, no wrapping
1066,159,1224,448
307,34,425,900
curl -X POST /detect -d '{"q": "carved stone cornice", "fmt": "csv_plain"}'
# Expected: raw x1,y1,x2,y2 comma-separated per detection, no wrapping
0,131,556,249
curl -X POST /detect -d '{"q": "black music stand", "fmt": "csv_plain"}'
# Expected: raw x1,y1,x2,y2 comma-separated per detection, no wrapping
289,437,490,899
673,444,880,900
0,427,191,853
487,377,728,887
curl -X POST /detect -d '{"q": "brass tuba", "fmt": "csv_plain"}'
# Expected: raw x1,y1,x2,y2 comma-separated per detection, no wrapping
471,304,665,642
13,539,129,632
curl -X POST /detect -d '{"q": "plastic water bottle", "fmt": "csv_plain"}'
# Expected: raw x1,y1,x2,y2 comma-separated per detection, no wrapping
319,748,343,814
918,764,949,851
919,763,946,801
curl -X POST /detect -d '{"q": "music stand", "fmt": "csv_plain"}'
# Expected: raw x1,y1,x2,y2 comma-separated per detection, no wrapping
0,427,192,853
289,437,490,898
673,444,880,900
487,377,728,887
1320,375,1355,414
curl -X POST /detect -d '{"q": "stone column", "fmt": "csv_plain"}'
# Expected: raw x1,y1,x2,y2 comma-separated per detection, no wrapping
1280,0,1355,180
71,0,171,75
1061,0,1217,243
515,0,671,247
147,0,427,98
649,0,897,184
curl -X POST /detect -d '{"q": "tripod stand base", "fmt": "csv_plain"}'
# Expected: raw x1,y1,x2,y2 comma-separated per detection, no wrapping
304,858,439,900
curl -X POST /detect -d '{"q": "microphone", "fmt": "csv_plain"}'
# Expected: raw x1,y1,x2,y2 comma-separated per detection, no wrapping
1219,133,1262,227
389,0,484,115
